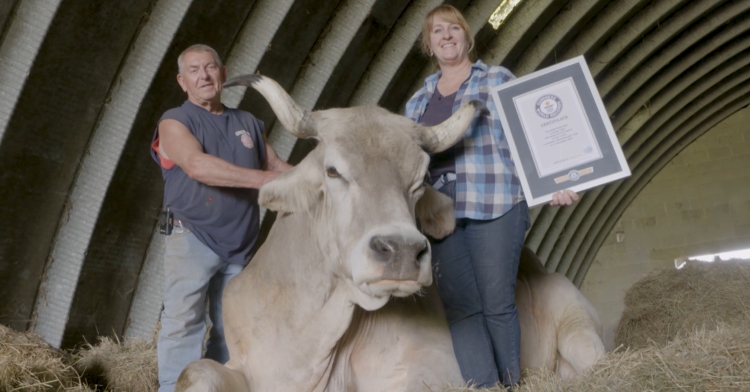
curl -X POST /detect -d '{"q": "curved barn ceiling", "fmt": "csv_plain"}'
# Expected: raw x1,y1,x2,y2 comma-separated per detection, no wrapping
0,0,747,348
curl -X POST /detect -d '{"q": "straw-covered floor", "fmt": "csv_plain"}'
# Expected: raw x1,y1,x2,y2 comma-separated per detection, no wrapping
4,260,750,391
74,337,157,392
0,325,156,391
438,323,750,391
0,324,91,391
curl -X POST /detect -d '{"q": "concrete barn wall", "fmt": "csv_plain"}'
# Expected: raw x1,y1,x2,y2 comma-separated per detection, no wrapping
582,105,750,350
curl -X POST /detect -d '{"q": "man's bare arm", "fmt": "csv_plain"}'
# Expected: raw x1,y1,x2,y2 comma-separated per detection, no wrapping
262,134,293,173
158,119,277,188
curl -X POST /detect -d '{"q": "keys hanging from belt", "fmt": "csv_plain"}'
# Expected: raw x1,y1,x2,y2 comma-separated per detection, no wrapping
159,207,185,235
432,172,456,191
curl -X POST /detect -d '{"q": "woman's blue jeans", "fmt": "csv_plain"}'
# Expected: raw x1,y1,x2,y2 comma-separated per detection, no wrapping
432,181,529,388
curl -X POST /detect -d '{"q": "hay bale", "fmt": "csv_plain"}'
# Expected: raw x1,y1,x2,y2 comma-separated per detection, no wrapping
0,324,92,391
74,336,158,392
615,259,750,349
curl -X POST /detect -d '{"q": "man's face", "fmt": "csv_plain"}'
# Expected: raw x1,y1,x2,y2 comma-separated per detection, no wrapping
177,50,226,106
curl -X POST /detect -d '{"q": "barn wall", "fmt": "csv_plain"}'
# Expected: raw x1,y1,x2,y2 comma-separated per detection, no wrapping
581,105,750,350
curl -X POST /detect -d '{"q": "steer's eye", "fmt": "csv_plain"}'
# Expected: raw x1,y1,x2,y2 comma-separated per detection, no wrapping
326,167,341,178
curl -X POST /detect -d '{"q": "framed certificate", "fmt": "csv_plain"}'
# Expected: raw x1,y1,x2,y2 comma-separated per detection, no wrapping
490,55,630,207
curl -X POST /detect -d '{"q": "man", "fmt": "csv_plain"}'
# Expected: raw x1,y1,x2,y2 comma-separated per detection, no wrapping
150,44,291,392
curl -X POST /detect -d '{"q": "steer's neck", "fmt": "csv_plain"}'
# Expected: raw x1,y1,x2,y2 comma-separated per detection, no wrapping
223,210,356,392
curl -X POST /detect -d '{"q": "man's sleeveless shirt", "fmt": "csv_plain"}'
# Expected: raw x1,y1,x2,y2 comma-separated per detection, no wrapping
151,100,267,265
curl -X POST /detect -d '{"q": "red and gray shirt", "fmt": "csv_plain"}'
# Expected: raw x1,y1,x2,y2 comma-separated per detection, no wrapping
151,100,266,265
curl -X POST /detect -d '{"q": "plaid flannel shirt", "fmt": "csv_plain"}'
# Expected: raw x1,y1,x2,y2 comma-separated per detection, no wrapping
405,60,524,220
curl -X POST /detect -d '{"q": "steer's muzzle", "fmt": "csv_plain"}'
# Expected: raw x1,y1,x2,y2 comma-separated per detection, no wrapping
351,225,433,299
369,234,429,281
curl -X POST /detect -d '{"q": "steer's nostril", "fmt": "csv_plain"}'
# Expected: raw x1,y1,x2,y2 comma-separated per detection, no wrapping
370,236,396,261
377,242,392,254
416,240,429,261
370,235,430,265
371,234,429,280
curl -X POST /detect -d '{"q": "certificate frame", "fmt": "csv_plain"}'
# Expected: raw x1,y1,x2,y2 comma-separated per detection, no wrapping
490,55,630,207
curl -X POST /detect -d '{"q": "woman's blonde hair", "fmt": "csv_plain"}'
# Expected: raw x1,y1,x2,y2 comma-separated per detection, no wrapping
420,4,475,58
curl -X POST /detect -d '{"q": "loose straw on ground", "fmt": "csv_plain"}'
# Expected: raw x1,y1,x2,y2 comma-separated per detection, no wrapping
0,324,92,391
74,336,158,392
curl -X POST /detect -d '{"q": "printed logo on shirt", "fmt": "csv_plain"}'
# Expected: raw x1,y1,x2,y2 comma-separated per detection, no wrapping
235,130,254,149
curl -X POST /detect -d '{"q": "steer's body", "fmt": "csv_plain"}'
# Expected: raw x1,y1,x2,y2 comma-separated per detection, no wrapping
515,247,605,383
175,75,603,392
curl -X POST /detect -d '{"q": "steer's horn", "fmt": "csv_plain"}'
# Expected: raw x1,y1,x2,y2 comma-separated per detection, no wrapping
419,100,487,153
224,74,318,139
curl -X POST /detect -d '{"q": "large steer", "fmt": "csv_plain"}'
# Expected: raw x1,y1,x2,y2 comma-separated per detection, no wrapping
175,74,471,392
175,75,604,392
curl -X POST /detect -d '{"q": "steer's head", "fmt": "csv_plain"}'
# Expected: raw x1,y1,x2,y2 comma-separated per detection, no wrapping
226,75,480,311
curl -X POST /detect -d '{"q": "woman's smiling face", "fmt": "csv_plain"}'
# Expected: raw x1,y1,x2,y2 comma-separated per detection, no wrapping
428,14,470,66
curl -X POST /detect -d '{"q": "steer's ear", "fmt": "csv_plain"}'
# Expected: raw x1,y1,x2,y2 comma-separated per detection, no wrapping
260,157,322,213
416,185,455,239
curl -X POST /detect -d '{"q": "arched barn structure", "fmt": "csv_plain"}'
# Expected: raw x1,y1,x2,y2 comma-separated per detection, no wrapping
1,0,749,351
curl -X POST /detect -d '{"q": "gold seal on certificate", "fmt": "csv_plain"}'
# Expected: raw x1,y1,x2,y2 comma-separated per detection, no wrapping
491,56,631,207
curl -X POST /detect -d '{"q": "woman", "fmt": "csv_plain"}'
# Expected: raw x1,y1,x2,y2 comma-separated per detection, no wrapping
405,5,577,388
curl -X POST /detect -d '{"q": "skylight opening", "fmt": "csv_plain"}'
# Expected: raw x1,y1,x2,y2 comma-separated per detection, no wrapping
675,248,750,269
489,0,523,29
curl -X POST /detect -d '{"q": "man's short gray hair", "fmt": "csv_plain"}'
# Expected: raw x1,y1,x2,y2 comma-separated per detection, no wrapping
177,44,223,74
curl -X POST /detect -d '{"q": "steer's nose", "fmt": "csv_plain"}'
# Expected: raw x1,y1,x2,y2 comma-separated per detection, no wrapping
369,235,429,280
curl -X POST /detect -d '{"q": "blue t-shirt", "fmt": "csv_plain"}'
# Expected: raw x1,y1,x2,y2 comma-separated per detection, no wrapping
151,100,267,265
